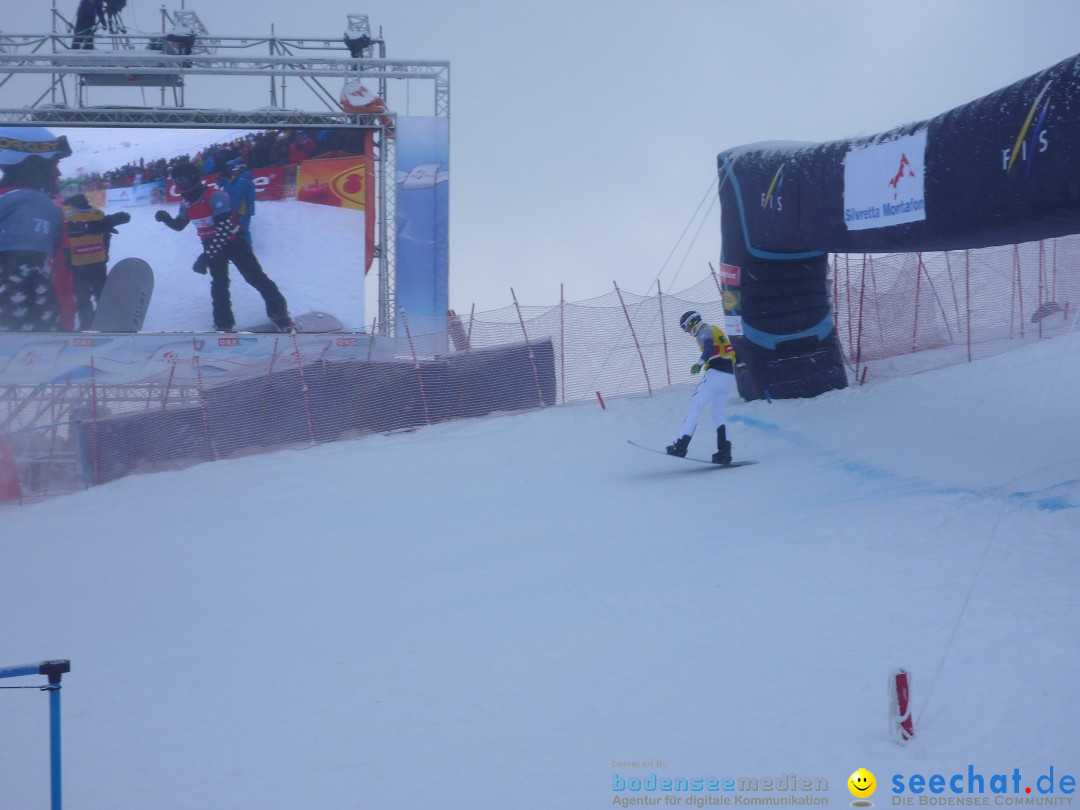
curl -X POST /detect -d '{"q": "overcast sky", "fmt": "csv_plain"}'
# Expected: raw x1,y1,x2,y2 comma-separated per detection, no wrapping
6,1,1080,311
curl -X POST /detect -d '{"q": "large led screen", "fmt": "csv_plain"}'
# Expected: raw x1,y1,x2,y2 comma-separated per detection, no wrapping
53,126,373,332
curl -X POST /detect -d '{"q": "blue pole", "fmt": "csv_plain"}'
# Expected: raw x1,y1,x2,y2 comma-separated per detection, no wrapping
0,660,68,809
48,683,62,810
0,664,40,679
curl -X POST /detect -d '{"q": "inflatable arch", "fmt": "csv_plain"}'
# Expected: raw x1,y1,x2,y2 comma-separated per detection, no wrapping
717,53,1080,401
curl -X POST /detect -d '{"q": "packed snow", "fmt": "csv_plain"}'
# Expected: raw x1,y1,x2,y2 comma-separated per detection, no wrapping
1,130,1078,809
2,315,1078,808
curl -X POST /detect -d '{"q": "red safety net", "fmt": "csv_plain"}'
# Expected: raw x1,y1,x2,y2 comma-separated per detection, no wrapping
2,235,1077,502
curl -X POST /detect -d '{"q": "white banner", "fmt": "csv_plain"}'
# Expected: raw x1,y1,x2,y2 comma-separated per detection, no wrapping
0,333,394,387
843,130,927,231
105,182,162,208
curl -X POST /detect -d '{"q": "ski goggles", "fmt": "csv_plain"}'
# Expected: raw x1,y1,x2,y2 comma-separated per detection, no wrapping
171,171,201,190
0,132,72,163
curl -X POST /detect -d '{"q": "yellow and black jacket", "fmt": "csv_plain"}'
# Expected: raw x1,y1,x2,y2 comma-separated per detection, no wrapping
691,321,737,373
62,198,129,267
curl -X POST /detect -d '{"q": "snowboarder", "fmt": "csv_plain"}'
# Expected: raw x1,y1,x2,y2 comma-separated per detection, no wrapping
61,192,131,330
155,161,292,332
0,127,73,332
666,310,737,464
217,158,256,245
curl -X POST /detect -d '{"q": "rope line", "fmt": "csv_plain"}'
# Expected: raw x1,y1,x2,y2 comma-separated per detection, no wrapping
916,300,1080,725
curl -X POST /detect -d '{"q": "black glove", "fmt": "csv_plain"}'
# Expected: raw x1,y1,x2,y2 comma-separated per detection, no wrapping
155,210,173,224
192,253,210,275
114,211,131,225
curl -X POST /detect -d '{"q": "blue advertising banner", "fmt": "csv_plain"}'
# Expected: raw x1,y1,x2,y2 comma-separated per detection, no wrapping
395,116,449,342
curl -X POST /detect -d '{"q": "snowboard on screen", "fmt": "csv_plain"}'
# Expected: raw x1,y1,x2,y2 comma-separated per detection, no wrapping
627,440,759,468
240,311,344,333
90,258,154,332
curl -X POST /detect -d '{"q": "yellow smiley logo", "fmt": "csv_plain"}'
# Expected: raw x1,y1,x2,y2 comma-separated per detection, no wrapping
848,768,876,798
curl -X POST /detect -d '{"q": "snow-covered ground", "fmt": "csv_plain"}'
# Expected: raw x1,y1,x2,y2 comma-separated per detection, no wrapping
2,315,1078,807
1,128,1077,809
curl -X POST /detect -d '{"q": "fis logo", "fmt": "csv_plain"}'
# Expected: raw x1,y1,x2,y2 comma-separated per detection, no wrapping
760,164,784,214
1003,79,1052,176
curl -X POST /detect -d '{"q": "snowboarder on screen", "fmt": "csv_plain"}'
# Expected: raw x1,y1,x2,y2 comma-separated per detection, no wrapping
666,310,737,464
61,192,132,330
217,158,256,246
155,161,292,332
0,126,74,332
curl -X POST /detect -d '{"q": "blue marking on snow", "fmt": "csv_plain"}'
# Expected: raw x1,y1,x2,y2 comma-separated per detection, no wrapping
729,413,1079,511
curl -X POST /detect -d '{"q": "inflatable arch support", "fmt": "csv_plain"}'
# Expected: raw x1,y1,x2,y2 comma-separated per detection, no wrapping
717,53,1080,401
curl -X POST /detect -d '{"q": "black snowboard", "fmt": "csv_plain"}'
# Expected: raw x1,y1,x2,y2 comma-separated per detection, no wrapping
627,440,759,468
240,311,344,333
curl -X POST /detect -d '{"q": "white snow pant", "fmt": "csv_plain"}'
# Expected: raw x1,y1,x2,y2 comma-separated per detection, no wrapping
678,368,734,438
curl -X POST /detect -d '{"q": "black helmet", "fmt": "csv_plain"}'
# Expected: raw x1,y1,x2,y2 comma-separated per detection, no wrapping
171,161,202,190
679,311,702,333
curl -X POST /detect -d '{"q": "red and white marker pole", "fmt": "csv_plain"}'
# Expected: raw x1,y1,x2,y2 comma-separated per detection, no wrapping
891,668,915,742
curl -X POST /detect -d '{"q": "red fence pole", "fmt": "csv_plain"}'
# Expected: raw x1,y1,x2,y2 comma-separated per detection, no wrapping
399,307,433,424
613,281,653,397
511,288,547,408
1010,244,1025,338
844,254,853,354
831,253,840,347
657,279,671,386
943,251,961,331
855,255,868,377
916,253,955,343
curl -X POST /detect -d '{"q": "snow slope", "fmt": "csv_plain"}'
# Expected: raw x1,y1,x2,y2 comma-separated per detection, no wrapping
1,324,1078,808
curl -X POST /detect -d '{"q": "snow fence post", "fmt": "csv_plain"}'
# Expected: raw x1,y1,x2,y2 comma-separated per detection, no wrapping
613,282,652,397
511,288,546,408
399,306,432,425
890,668,915,743
658,279,671,387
